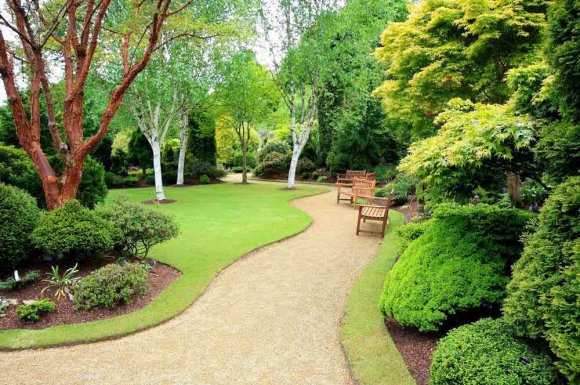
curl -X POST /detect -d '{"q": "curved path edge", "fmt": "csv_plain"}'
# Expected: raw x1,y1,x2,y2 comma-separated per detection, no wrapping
340,210,416,385
0,187,327,350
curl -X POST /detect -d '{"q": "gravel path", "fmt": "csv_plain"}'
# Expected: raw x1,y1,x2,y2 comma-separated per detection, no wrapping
0,181,383,385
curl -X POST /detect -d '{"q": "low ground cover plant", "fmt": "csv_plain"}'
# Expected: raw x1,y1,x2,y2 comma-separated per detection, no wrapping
0,183,40,270
379,204,532,332
73,263,148,310
430,318,557,385
96,197,179,258
32,200,117,261
16,299,56,323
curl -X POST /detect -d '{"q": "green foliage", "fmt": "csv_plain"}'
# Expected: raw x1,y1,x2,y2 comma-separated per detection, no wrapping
233,152,256,168
188,110,218,165
0,183,41,270
254,152,290,178
96,197,179,258
16,300,56,323
430,318,557,385
378,174,418,205
199,175,210,185
0,270,40,290
41,264,80,300
379,204,533,332
32,200,117,260
503,177,580,382
399,101,538,203
185,158,226,180
374,0,549,136
373,164,397,183
548,0,580,123
73,263,148,310
535,121,580,184
105,171,125,188
0,145,44,205
127,129,152,177
257,141,290,163
395,219,430,257
76,157,108,209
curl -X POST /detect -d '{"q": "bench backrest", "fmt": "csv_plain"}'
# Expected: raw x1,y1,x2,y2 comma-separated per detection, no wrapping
346,170,367,179
365,172,376,180
352,177,376,192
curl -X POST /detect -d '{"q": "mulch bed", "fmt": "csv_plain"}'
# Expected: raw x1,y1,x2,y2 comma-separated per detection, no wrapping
0,259,180,330
385,318,440,385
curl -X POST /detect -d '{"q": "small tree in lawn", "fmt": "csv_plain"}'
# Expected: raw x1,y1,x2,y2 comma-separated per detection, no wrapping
0,0,191,209
259,0,339,188
215,50,278,183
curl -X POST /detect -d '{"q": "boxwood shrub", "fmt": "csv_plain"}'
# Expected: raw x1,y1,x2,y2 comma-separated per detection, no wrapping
430,318,557,385
379,204,533,332
32,200,117,260
73,263,148,310
503,177,580,382
0,183,41,269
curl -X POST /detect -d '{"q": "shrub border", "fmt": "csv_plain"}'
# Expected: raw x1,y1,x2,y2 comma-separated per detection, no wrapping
0,187,327,350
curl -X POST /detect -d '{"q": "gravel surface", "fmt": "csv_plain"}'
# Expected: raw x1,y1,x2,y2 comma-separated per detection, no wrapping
0,181,383,385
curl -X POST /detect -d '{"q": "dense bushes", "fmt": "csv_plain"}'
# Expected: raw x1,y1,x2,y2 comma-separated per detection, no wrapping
96,197,179,258
0,184,40,270
73,263,147,310
75,157,108,209
32,200,117,260
503,177,580,382
185,157,226,180
430,318,557,385
379,204,532,331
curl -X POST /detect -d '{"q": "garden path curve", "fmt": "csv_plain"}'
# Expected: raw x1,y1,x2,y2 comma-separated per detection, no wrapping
0,179,383,385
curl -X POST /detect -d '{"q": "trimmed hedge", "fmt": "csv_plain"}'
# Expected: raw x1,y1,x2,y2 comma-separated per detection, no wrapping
503,176,580,382
430,318,557,385
0,183,40,270
379,204,533,332
32,200,117,260
73,263,148,310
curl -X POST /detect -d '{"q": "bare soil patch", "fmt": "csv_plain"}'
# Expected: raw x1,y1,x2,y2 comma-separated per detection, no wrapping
385,318,440,385
0,260,180,330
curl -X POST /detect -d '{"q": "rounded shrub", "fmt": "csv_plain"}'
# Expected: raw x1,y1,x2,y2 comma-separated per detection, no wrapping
503,177,580,382
257,140,290,163
16,299,56,323
73,263,147,310
199,174,210,184
0,183,41,270
0,145,43,205
96,196,179,258
430,318,557,385
379,204,533,332
254,152,289,178
32,200,117,260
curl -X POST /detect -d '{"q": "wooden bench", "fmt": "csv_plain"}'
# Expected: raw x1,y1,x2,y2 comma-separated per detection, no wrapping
336,170,367,186
337,177,376,206
356,189,394,237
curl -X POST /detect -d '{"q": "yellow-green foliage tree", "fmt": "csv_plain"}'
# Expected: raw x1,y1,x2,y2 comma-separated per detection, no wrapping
374,0,549,138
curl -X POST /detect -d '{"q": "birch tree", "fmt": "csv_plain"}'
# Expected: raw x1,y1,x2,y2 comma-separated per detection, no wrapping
259,0,338,188
0,0,194,209
215,50,278,183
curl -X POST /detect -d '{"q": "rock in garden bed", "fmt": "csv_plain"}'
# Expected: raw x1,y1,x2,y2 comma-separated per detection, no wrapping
0,259,180,330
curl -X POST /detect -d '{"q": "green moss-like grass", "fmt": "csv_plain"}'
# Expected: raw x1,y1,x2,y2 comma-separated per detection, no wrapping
0,183,324,349
341,211,416,385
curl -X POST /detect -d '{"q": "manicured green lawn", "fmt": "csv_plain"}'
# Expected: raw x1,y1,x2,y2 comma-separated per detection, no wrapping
0,183,325,349
341,211,416,385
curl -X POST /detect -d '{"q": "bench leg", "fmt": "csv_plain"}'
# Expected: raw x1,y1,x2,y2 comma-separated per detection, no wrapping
356,214,362,236
381,217,388,237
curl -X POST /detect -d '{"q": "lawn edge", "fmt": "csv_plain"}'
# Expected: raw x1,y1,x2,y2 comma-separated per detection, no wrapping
340,211,416,385
0,187,329,350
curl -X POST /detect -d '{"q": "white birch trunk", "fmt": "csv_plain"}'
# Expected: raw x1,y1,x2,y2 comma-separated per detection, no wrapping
151,139,165,201
176,112,189,186
287,146,301,188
